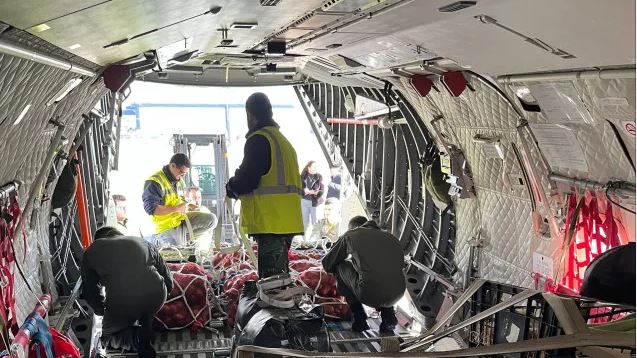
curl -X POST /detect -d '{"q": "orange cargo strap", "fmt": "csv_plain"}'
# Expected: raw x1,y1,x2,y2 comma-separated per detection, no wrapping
74,155,92,249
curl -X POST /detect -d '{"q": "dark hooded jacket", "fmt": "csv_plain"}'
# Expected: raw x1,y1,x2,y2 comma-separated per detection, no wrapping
226,119,278,197
322,221,406,308
81,235,172,330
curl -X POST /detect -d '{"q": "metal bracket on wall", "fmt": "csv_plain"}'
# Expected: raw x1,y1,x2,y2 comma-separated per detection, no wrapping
465,232,484,287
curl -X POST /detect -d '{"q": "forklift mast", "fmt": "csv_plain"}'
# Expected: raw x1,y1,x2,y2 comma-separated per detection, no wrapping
172,133,234,245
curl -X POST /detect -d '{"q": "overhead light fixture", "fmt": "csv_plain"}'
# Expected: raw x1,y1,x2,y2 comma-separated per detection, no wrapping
259,0,282,5
14,104,31,126
230,22,258,30
157,37,193,69
46,78,83,106
68,43,81,50
168,50,198,65
439,1,477,12
31,23,50,32
220,39,234,46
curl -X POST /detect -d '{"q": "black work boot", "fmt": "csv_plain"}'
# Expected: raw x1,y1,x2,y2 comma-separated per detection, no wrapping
379,307,398,333
350,303,370,332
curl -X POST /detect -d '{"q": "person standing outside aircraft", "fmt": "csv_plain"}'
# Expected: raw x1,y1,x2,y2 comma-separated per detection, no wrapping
326,166,342,200
301,161,324,233
226,92,304,278
143,154,216,246
112,194,129,234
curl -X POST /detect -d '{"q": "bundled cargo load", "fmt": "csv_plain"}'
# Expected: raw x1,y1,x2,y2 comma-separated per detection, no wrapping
233,285,330,358
219,247,352,326
297,268,351,320
154,262,223,330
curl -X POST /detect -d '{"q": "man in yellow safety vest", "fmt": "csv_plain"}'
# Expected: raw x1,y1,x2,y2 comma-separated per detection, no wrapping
226,92,304,278
143,153,217,246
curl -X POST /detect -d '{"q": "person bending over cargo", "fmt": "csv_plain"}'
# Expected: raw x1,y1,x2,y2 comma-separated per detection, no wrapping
143,153,217,246
81,227,173,358
226,92,304,278
322,216,406,333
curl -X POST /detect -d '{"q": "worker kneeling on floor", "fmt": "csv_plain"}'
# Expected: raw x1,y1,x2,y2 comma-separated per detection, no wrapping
143,153,217,246
226,92,304,278
81,227,173,357
322,216,406,333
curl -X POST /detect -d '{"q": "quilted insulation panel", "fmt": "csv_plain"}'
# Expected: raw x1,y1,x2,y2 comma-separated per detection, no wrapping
398,72,635,290
503,77,635,184
398,74,554,289
0,52,107,323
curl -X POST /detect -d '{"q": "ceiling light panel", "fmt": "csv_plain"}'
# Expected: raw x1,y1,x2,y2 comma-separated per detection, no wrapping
230,22,258,29
259,0,282,5
322,0,388,12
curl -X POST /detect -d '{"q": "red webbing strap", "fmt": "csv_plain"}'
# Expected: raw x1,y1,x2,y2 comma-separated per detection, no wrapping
603,199,621,247
560,192,624,294
0,196,22,344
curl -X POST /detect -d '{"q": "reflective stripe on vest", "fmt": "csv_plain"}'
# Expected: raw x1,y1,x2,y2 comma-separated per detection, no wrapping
245,128,301,196
239,126,303,235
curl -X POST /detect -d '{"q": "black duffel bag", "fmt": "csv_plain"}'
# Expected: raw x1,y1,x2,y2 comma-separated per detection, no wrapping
233,282,330,357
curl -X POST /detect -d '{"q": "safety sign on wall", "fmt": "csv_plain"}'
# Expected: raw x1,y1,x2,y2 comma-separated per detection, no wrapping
622,121,636,137
529,123,588,172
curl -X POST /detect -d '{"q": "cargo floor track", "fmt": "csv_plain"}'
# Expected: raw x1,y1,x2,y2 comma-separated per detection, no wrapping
105,317,411,357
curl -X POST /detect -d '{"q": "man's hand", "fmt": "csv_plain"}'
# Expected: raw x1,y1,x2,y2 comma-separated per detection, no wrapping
175,203,187,214
226,181,239,199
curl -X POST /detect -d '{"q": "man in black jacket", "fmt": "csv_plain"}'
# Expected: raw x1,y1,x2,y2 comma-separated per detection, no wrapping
322,216,406,332
81,227,172,357
226,92,304,278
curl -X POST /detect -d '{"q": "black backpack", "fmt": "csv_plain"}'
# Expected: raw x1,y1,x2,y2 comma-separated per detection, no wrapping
51,161,78,209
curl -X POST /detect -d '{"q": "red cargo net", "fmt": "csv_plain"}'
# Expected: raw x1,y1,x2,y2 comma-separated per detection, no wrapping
560,192,627,292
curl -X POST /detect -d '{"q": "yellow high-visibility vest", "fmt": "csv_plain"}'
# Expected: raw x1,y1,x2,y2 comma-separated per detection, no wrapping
147,169,186,233
239,126,303,235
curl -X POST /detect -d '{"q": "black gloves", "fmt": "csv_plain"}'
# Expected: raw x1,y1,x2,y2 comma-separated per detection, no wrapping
226,180,239,199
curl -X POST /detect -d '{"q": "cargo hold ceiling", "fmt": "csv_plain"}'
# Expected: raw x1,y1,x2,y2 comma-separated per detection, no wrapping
291,0,635,75
0,0,633,85
0,0,325,66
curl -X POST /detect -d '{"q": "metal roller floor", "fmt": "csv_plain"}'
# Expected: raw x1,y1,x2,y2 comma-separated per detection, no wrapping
327,318,411,353
106,321,232,358
106,318,410,356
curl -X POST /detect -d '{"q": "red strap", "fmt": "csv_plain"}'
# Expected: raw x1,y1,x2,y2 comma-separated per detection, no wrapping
0,196,22,337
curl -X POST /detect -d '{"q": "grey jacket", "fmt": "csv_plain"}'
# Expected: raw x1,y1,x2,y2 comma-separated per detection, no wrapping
322,221,406,307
